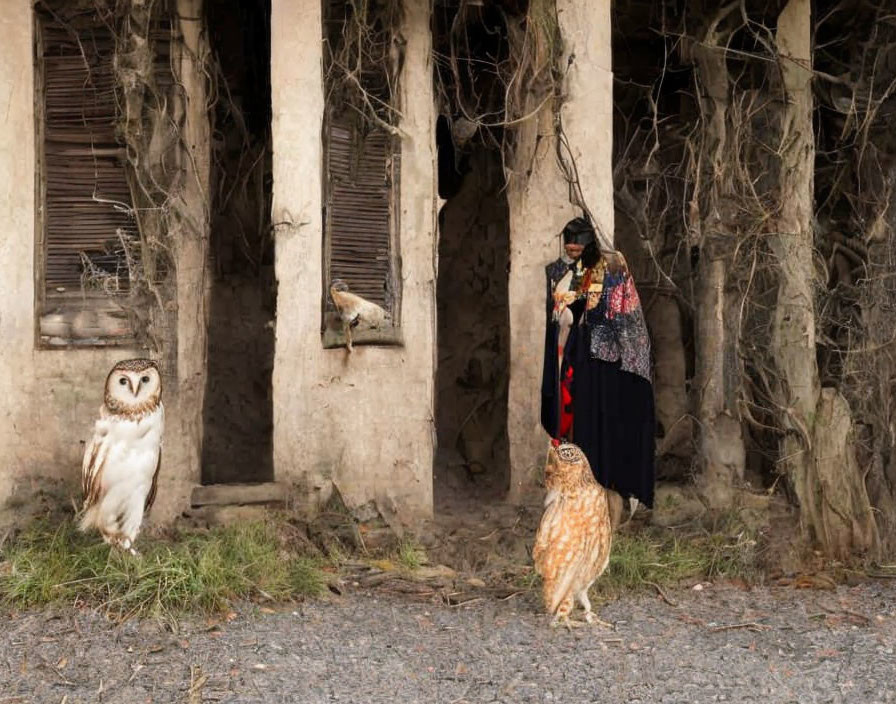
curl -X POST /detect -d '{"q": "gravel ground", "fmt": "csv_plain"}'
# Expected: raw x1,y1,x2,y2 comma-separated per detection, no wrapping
2,581,895,704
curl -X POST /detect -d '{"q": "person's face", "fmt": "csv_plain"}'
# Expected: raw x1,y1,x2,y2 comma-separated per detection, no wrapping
564,242,584,260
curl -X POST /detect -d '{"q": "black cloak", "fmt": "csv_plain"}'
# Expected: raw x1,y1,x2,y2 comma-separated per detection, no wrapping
540,256,656,507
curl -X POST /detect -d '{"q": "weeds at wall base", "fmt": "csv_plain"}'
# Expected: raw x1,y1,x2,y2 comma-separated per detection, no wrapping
0,519,326,621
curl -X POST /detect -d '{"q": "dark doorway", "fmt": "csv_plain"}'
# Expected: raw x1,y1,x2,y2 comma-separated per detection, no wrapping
433,3,512,509
201,0,274,485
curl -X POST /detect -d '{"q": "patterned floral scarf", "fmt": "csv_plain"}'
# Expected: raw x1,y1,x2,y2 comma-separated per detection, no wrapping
585,255,652,383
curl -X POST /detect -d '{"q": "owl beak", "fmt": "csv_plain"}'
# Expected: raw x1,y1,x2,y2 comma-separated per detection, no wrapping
133,379,142,396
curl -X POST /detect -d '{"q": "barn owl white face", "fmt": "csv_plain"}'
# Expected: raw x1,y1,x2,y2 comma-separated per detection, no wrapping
103,359,162,417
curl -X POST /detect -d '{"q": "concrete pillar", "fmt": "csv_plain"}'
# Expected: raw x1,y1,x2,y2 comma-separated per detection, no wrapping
151,0,212,523
557,0,614,245
271,0,436,521
506,0,614,502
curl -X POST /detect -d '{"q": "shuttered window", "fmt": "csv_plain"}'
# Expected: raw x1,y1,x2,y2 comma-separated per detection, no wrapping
34,5,171,346
321,1,402,347
324,119,401,311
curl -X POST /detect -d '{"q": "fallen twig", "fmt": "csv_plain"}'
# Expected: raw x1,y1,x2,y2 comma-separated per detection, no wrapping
709,622,771,633
820,604,871,624
498,590,523,602
449,596,484,608
187,664,208,704
36,660,76,688
645,580,678,607
866,572,896,579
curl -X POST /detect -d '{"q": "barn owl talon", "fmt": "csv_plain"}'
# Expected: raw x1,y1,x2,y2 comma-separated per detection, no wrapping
578,591,613,628
118,538,140,557
583,612,613,628
551,615,585,630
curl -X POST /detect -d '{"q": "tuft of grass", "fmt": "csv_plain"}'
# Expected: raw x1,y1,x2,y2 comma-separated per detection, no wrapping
596,527,758,597
0,519,326,618
512,567,540,592
395,539,427,570
518,526,759,602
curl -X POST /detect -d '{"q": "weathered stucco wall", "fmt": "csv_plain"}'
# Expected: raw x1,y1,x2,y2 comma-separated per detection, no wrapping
557,0,614,246
271,0,436,521
0,3,123,517
506,0,614,501
1,0,611,525
505,108,577,503
0,2,201,526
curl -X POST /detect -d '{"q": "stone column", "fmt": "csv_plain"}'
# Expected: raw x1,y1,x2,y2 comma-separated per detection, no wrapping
0,0,37,512
150,0,212,523
556,0,614,246
271,0,436,522
506,0,614,502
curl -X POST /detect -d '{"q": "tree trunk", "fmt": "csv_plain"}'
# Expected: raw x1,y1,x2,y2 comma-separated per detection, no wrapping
771,0,876,558
689,8,745,508
695,256,744,508
649,295,691,459
811,389,878,557
115,0,177,362
159,0,211,521
115,0,211,521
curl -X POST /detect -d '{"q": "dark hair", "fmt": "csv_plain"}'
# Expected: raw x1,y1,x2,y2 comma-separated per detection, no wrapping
562,216,596,246
580,241,600,268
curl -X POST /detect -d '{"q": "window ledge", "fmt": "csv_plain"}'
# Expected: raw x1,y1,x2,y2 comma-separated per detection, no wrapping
38,294,134,348
322,313,403,350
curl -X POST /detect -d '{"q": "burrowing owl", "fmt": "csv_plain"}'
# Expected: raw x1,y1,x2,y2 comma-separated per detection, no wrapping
78,358,164,555
533,441,613,628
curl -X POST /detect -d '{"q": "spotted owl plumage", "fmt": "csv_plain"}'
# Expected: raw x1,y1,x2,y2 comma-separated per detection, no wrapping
533,442,613,628
78,358,164,555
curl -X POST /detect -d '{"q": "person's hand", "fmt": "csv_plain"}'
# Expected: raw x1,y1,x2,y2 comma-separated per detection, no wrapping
553,291,577,307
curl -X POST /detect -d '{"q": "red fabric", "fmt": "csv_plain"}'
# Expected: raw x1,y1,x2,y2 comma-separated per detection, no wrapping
559,360,574,440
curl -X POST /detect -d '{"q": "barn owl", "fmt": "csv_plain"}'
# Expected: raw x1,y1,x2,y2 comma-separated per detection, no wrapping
329,279,388,353
533,441,613,628
78,358,164,555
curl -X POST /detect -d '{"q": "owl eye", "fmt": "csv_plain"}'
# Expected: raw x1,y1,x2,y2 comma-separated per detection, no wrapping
119,377,128,386
141,375,150,384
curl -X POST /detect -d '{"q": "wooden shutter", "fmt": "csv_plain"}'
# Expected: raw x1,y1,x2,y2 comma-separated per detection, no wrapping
40,17,134,287
35,5,171,345
324,118,400,312
321,0,402,345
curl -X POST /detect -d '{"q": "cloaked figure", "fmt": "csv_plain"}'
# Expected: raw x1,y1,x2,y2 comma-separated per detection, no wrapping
540,216,656,510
